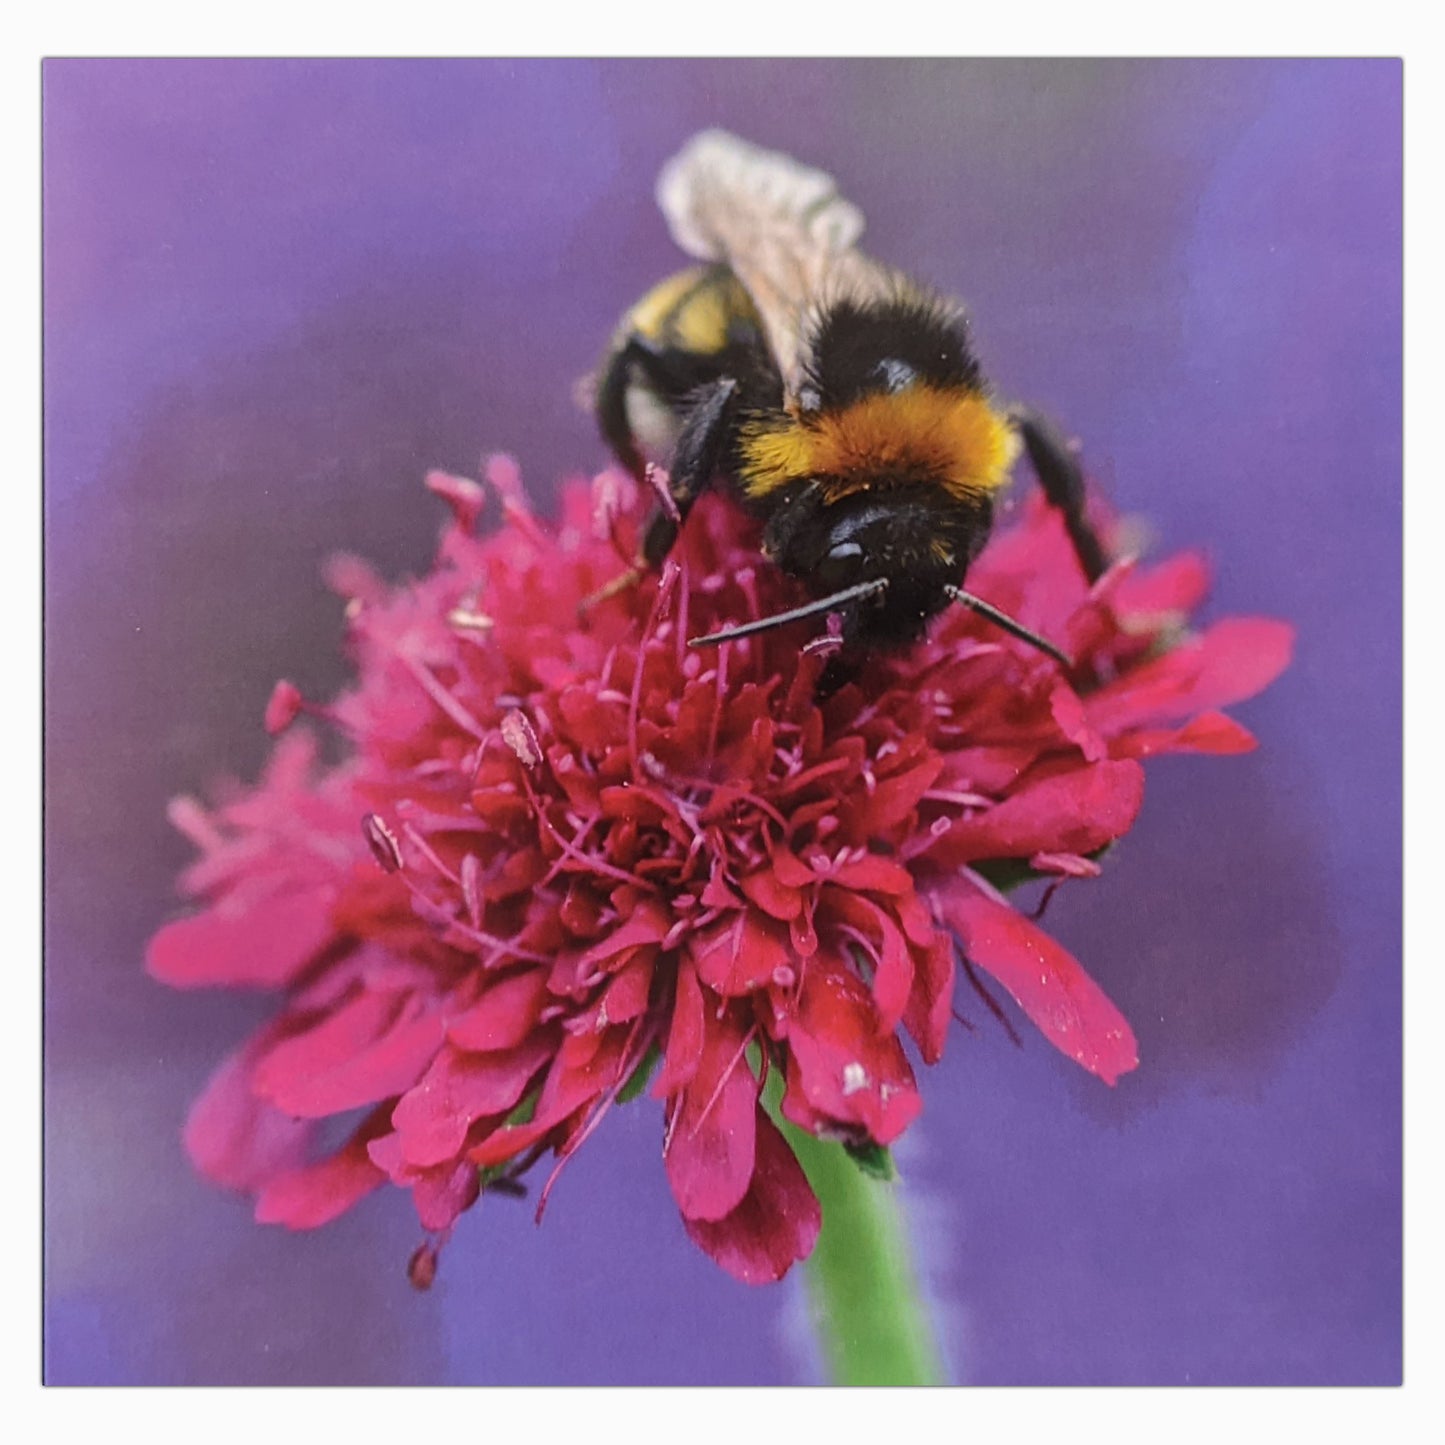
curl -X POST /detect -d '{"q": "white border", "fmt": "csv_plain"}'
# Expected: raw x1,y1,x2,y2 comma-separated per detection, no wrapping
12,9,1436,1438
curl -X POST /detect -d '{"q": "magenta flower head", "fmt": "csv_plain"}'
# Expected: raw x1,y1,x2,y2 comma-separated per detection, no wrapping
147,456,1292,1285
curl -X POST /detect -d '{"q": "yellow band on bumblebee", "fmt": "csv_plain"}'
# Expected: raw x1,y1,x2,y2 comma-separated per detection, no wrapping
740,385,1019,502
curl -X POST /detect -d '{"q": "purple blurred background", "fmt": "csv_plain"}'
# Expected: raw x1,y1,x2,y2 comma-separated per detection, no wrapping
43,59,1400,1385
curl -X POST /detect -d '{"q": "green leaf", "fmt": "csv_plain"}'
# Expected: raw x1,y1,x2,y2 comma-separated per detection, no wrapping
504,1084,541,1127
477,1162,509,1190
971,841,1115,894
969,856,1042,892
843,1140,896,1181
616,1043,661,1104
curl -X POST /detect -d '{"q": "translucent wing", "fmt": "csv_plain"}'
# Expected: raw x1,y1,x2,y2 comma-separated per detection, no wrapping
655,130,891,402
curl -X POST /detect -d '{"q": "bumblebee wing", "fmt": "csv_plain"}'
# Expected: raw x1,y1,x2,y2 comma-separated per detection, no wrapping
655,130,887,401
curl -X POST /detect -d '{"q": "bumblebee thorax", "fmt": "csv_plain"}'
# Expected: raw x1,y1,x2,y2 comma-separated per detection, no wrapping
739,385,1019,507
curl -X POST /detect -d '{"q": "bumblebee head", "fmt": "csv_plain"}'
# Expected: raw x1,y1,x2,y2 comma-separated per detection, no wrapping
783,491,986,648
689,482,1068,666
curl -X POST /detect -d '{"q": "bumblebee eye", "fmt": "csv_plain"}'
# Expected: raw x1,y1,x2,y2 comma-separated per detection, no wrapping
816,540,864,591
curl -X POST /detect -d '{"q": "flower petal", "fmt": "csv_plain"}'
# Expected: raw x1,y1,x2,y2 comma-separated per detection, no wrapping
939,883,1138,1085
829,853,914,895
783,959,921,1144
183,1038,311,1190
467,1030,627,1169
1109,710,1258,759
1085,617,1294,734
664,1010,758,1222
839,754,944,836
682,1108,821,1284
1049,682,1108,763
903,934,957,1066
653,957,706,1097
825,889,915,1032
364,1132,485,1231
577,899,671,965
254,1110,391,1228
252,990,444,1119
145,880,336,990
446,970,550,1052
692,912,792,996
411,1157,483,1233
1111,550,1211,618
391,1036,554,1167
925,758,1144,866
740,866,804,921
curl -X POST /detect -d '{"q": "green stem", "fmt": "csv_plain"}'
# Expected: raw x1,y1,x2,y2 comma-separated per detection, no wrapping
781,1121,946,1386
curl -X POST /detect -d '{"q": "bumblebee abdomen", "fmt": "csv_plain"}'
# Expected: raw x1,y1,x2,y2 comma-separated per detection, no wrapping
623,264,761,358
597,265,772,478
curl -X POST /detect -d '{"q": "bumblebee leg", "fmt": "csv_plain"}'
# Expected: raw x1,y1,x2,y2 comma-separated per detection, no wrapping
595,336,665,482
641,375,740,566
582,374,739,617
1010,405,1109,584
581,339,654,615
815,651,862,700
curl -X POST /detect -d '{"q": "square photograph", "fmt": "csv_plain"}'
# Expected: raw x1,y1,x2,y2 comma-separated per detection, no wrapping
42,57,1401,1386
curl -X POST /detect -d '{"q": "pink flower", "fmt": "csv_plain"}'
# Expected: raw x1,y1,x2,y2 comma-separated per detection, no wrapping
147,457,1292,1284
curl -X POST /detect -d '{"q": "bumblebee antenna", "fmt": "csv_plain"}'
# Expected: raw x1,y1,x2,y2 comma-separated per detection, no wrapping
944,585,1073,669
689,578,888,648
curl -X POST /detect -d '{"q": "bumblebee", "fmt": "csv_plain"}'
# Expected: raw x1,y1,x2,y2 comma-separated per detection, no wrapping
593,131,1108,660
